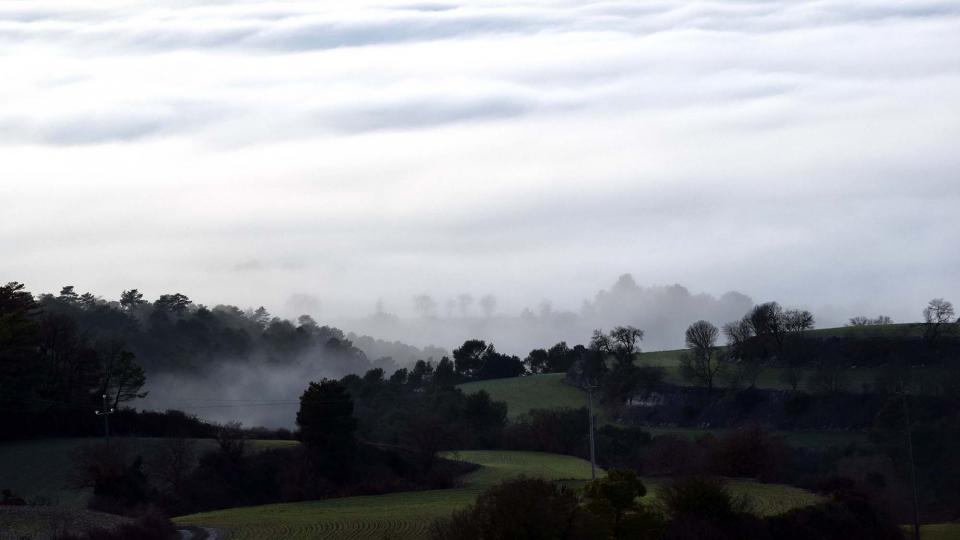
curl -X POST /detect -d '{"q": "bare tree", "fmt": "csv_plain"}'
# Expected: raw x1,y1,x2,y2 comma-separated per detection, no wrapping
681,320,722,393
722,319,754,359
747,302,787,354
783,309,815,333
608,326,643,367
215,421,248,462
721,318,762,389
479,294,497,317
923,298,955,343
848,315,893,326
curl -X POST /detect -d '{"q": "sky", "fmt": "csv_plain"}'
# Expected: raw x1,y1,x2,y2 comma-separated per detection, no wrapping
2,0,959,327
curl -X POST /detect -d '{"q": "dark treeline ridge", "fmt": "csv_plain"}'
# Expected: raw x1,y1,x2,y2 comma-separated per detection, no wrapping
0,281,444,440
24,284,445,374
67,365,507,517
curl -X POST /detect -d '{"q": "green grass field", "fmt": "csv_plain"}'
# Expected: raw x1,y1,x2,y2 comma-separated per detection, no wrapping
458,348,888,413
458,373,586,418
632,348,888,392
457,372,870,450
808,323,929,339
915,523,960,540
174,450,598,540
174,450,822,540
0,438,296,508
641,426,869,449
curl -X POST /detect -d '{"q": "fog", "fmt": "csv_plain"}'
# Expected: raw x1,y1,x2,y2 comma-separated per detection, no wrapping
135,274,776,428
141,358,358,429
338,275,757,355
3,0,959,368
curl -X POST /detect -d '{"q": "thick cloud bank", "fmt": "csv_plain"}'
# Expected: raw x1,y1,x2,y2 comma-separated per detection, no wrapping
1,0,958,325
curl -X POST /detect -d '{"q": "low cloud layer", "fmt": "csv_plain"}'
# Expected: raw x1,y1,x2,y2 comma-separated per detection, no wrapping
1,0,958,327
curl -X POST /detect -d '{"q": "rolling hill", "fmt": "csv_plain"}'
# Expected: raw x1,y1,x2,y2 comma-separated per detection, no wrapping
174,450,822,540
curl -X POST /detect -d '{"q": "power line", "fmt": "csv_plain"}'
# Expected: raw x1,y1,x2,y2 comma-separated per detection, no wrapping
901,381,921,540
586,382,598,481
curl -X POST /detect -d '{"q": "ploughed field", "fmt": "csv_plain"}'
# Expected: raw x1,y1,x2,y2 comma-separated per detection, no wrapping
174,450,823,540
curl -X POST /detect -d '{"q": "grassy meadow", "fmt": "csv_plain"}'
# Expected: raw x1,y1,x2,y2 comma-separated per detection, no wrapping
458,372,586,418
174,449,822,540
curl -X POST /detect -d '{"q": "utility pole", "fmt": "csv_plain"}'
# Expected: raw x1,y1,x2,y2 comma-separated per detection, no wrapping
901,382,921,540
587,383,597,480
95,393,115,442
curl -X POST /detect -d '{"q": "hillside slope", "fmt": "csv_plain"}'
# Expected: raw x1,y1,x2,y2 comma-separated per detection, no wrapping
174,450,821,540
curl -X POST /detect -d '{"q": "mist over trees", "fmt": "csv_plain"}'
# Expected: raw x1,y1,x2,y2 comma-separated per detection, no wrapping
0,282,450,429
342,274,756,356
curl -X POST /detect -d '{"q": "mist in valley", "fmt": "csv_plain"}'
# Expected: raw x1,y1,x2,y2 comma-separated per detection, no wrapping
135,274,762,428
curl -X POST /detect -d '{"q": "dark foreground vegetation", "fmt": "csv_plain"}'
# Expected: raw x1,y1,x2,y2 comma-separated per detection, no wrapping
3,281,959,538
429,474,903,540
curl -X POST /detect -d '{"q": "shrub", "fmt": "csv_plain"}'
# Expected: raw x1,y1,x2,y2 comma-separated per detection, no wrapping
657,476,748,522
429,476,607,540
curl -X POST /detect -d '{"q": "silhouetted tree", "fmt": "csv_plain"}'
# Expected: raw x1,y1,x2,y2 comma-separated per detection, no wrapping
409,359,434,387
847,315,893,326
249,306,271,328
923,298,955,344
97,339,147,409
435,357,458,387
59,285,79,304
297,380,357,469
584,469,662,539
608,326,644,367
783,309,815,333
119,289,145,311
546,342,576,373
747,302,786,357
681,320,722,393
526,348,549,373
79,292,100,310
453,339,488,379
154,293,192,316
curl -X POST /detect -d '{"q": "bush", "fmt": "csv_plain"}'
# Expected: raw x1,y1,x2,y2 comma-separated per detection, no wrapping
429,477,607,540
503,407,589,456
583,469,663,539
707,425,791,481
596,425,652,469
767,497,904,540
657,477,759,540
657,476,749,522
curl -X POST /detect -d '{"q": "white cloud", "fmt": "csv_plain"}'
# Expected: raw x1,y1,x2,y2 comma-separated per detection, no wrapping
1,0,958,334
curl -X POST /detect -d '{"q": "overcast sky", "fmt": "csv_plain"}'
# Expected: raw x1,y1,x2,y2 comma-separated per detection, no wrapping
2,0,958,324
